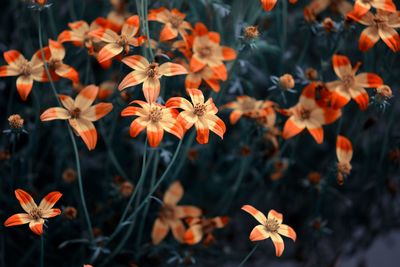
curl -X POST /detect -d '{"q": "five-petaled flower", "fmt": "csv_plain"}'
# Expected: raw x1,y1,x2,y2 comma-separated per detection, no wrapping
326,54,384,110
89,15,146,63
0,50,47,101
118,55,188,103
121,100,184,147
4,189,62,235
184,216,229,246
336,135,353,185
166,89,226,144
40,85,113,150
242,205,296,257
148,7,192,41
281,82,341,144
348,10,400,52
152,181,202,244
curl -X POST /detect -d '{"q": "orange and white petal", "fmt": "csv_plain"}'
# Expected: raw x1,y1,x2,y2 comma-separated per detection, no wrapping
282,117,306,140
166,97,194,111
159,62,188,76
48,39,66,60
169,219,186,243
349,87,369,110
177,111,197,130
41,208,62,218
354,73,383,88
270,232,285,257
359,27,380,52
55,64,80,84
205,78,221,92
80,103,113,121
184,225,203,245
371,0,397,13
241,205,267,225
160,25,179,41
74,84,99,110
4,213,31,226
305,119,324,144
148,7,169,23
204,114,226,139
221,47,237,61
267,209,283,224
143,78,161,103
261,0,278,11
29,219,45,235
121,16,140,38
146,123,164,147
185,73,202,89
4,50,25,67
210,64,228,81
278,224,297,241
129,117,148,138
323,107,342,125
175,206,202,219
164,181,183,205
97,43,123,63
38,191,62,210
59,94,75,110
68,20,90,34
16,75,33,101
15,189,37,213
121,106,148,117
189,54,207,73
187,88,205,105
332,54,352,79
349,1,371,18
121,55,149,70
194,118,210,144
378,26,400,52
159,118,184,139
326,83,351,109
118,70,147,91
152,218,170,245
69,118,98,150
336,135,353,163
249,225,270,241
205,98,218,114
89,28,119,43
0,65,20,76
40,107,70,121
229,110,243,124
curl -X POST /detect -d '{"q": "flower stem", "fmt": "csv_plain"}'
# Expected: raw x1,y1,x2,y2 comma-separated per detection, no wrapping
37,11,94,244
238,243,259,267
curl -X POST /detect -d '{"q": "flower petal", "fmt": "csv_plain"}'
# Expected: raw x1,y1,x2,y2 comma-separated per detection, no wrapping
69,118,98,150
4,214,31,227
241,205,267,225
16,75,33,101
40,107,71,121
15,189,37,213
250,225,270,241
75,84,99,110
39,191,62,210
80,103,113,121
29,219,44,235
152,218,170,245
270,232,285,257
163,181,183,205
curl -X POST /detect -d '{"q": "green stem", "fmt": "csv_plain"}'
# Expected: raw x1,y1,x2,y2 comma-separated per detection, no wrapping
37,11,94,244
238,244,259,267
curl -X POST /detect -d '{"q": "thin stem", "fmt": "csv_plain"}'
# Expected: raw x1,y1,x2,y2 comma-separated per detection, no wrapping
40,235,44,267
37,11,94,244
238,243,259,267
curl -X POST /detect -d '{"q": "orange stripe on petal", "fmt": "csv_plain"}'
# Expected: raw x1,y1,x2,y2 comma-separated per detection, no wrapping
282,117,305,140
16,75,33,101
241,205,267,225
15,189,37,213
39,191,62,210
308,127,324,144
4,214,31,227
250,225,270,241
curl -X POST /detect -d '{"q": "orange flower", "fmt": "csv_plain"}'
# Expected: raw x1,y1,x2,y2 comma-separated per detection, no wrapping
224,96,275,125
118,55,188,103
0,50,47,101
190,23,236,81
4,189,62,235
166,89,226,144
325,54,383,110
281,82,341,144
89,15,146,63
348,0,397,18
40,39,80,84
241,205,296,257
148,7,192,41
184,216,229,245
303,0,352,22
107,0,132,32
336,135,353,185
152,181,202,244
261,0,297,11
40,85,113,150
348,10,400,52
120,100,184,147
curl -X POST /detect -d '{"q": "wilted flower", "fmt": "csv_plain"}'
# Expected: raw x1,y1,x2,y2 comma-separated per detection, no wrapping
62,168,77,183
63,206,78,220
184,216,229,245
4,189,62,235
242,205,296,257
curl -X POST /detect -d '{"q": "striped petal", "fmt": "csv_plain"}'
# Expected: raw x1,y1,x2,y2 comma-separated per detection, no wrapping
278,224,297,241
241,205,267,225
40,107,70,121
4,50,25,67
15,189,37,213
69,118,98,150
177,110,197,130
158,62,188,76
350,87,369,110
229,110,243,124
75,85,99,110
371,0,397,13
0,65,20,76
282,117,305,140
187,88,204,105
121,15,140,38
59,94,75,110
4,214,31,226
222,47,237,61
166,97,193,111
147,122,164,147
195,118,210,144
169,219,186,243
29,219,44,235
118,70,147,91
184,224,203,245
41,208,62,219
204,114,225,139
349,1,371,18
175,206,202,218
97,43,123,63
354,73,383,88
164,181,183,205
332,54,352,79
152,218,170,245
185,73,202,89
80,103,113,121
378,26,400,52
121,55,149,70
39,191,62,211
270,232,285,257
48,39,66,60
267,209,283,224
189,54,207,73
305,120,324,144
159,119,184,139
359,27,380,52
16,75,33,101
160,25,179,41
143,78,161,103
55,64,80,84
336,135,353,163
249,225,270,241
89,28,119,43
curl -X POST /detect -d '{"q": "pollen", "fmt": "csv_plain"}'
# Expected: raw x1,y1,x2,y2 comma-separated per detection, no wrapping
29,207,43,221
193,103,206,116
264,218,280,232
244,26,259,40
8,114,24,129
279,74,295,90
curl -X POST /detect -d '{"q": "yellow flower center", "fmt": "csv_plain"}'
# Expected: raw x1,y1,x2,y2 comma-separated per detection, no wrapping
29,207,43,221
149,107,163,122
265,218,280,232
146,63,159,79
70,107,81,119
193,103,206,116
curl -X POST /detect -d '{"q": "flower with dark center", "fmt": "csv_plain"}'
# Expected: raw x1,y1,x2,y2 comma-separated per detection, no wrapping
193,103,206,116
